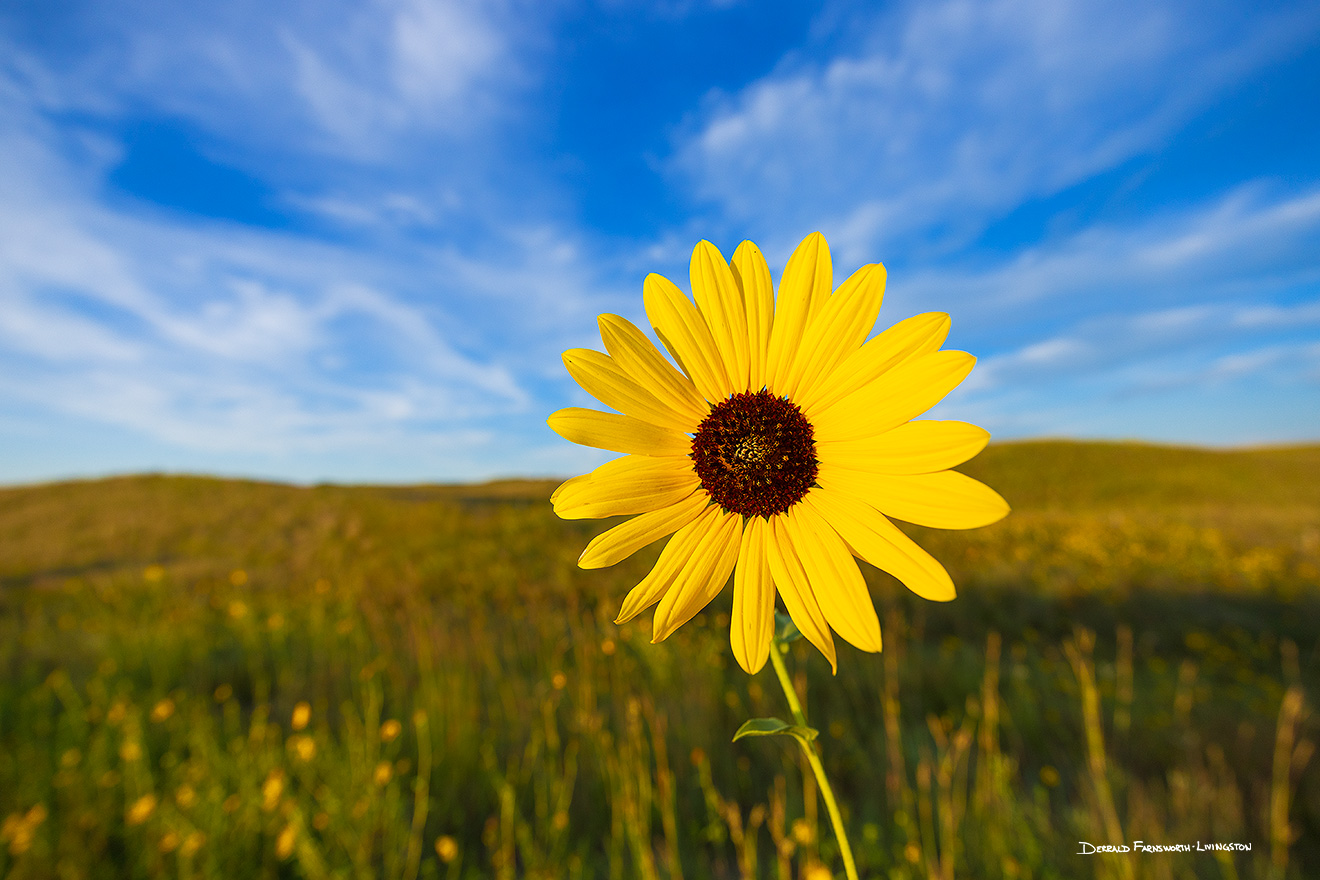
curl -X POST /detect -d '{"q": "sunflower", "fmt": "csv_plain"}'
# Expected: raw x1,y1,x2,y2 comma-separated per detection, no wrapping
549,232,1008,674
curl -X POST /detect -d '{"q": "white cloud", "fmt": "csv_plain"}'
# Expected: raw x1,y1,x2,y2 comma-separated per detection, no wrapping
891,184,1320,327
391,0,500,106
0,66,544,462
969,299,1320,393
671,0,1320,261
902,184,1320,442
2,0,527,164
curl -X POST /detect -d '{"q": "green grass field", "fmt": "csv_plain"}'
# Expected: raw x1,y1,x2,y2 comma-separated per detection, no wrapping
1,441,1317,879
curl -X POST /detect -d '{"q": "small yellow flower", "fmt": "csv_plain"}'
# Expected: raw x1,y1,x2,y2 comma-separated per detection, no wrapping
119,741,142,763
551,671,567,690
151,698,175,722
1,805,47,856
276,824,297,859
600,638,616,655
2,822,30,857
143,564,165,582
230,569,248,586
805,863,833,880
181,830,206,856
435,834,459,863
262,771,285,811
905,842,922,864
175,784,197,809
214,684,233,702
106,701,128,724
291,702,311,731
373,761,393,786
791,817,814,845
549,233,1008,674
228,600,248,620
291,735,317,762
313,812,331,831
158,831,180,853
379,719,402,743
61,748,81,768
126,794,157,825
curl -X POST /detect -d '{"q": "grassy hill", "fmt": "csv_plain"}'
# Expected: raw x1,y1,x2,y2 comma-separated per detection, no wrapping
961,440,1320,508
3,440,1317,588
1,441,1317,879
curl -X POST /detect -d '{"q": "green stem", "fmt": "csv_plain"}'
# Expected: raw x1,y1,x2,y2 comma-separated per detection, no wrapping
768,643,860,880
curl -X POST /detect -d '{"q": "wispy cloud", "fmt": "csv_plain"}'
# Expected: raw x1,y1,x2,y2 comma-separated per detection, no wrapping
893,184,1320,334
670,0,1320,263
0,64,545,465
918,187,1320,442
8,0,526,152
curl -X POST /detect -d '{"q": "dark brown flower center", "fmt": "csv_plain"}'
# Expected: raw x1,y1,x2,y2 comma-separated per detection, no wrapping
691,390,819,518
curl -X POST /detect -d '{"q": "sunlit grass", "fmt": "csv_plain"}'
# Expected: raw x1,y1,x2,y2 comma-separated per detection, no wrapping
1,441,1316,878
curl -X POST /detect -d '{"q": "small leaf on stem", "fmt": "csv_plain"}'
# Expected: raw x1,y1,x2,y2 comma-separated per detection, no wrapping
773,611,803,644
733,717,819,747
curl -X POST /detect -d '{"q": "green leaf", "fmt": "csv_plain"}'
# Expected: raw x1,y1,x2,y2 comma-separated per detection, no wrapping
773,611,803,644
732,717,819,747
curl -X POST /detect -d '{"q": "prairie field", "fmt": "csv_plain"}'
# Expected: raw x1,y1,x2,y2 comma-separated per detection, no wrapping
1,440,1317,879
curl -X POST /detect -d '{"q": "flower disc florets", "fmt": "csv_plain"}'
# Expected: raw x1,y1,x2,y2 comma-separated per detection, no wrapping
691,389,819,518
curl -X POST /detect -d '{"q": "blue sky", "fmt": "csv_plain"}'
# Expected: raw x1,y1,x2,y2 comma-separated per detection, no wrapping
2,0,1319,485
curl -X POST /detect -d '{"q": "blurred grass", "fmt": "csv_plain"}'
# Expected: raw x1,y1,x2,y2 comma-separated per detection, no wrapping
0,440,1317,878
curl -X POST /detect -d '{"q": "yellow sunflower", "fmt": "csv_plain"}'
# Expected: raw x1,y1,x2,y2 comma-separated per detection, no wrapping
549,232,1008,674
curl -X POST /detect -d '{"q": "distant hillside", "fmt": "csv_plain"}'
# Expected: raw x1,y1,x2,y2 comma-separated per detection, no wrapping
1,440,1316,590
958,440,1320,509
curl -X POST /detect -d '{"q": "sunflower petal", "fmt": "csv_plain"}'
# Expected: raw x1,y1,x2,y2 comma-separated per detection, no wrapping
783,263,886,401
644,273,730,402
810,350,975,443
615,503,722,624
652,508,742,643
731,241,774,393
801,311,951,418
731,516,776,674
815,420,990,475
579,490,710,569
691,241,750,394
551,473,590,505
807,487,956,602
548,407,692,456
766,512,837,673
563,349,700,433
554,455,701,519
598,315,709,425
767,232,832,395
818,465,1009,529
791,500,882,652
